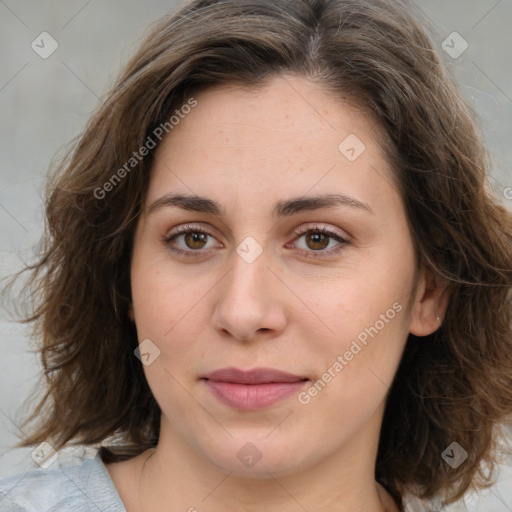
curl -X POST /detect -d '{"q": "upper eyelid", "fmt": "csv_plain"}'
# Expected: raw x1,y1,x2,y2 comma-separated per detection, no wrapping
166,222,346,238
292,223,349,239
165,223,350,247
168,223,221,238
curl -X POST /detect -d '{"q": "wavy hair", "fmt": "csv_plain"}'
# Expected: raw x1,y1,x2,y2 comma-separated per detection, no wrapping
5,0,512,507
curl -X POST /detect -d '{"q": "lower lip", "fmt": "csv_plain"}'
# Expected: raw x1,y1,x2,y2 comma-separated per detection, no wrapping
204,380,308,410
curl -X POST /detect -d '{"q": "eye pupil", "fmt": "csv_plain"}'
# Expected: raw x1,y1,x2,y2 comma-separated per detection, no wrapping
185,232,208,249
306,232,329,250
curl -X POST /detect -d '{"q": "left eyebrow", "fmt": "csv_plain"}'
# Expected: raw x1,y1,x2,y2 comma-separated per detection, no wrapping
273,193,374,217
147,192,374,217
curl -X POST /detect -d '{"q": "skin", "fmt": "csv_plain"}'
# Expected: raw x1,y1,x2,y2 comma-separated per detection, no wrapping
107,74,449,512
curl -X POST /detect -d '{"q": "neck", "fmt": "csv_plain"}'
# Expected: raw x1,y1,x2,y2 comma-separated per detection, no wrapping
126,407,399,512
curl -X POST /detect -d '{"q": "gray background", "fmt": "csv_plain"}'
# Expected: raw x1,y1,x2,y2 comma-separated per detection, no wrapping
0,1,511,510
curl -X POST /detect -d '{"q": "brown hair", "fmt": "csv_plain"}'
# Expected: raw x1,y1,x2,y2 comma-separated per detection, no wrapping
5,0,512,507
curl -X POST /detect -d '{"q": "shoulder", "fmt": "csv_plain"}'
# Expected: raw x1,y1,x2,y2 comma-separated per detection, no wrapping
0,452,126,512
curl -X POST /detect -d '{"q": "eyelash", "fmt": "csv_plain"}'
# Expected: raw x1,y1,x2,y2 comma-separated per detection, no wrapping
163,223,350,259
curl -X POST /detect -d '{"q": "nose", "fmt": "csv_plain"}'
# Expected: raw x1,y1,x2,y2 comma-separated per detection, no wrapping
211,246,288,342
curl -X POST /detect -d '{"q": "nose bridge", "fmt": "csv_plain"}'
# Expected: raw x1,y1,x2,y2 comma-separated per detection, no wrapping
231,241,269,298
211,240,286,340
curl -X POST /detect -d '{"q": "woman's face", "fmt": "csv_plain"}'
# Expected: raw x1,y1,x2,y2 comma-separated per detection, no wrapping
130,75,430,477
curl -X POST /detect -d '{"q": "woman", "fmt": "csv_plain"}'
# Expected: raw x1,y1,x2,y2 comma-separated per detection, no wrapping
1,0,511,511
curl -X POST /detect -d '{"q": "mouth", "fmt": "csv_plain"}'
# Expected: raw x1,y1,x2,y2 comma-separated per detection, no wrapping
201,367,309,410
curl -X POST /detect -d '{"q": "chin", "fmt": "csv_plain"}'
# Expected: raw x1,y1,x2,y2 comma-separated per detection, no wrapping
198,436,315,479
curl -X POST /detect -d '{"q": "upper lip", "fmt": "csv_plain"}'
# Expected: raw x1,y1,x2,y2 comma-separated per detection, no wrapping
203,367,308,384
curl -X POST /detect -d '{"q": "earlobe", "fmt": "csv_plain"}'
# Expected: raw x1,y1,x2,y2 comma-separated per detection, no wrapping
408,266,450,337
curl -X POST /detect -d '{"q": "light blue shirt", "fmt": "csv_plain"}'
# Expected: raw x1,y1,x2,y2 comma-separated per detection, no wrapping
0,453,125,512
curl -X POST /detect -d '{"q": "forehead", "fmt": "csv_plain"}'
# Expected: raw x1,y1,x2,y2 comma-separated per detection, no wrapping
159,76,385,151
146,75,399,216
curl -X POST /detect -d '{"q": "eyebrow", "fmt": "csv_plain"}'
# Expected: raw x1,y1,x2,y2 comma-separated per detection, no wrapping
148,192,374,218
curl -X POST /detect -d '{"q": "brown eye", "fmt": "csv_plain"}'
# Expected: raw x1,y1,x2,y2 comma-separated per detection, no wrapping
304,232,330,251
290,225,350,259
183,231,209,250
164,225,219,256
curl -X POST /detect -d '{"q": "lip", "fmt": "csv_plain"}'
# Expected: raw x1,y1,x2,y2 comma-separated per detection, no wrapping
204,367,307,384
202,367,309,410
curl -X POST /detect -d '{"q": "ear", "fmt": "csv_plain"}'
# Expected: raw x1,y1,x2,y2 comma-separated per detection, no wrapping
409,265,450,336
128,303,135,322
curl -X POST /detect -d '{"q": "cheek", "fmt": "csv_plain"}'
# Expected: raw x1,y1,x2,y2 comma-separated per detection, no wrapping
130,262,205,415
310,270,409,337
130,259,208,385
318,298,408,383
298,306,408,440
131,246,197,332
302,264,412,396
